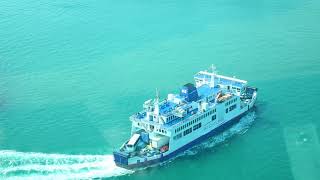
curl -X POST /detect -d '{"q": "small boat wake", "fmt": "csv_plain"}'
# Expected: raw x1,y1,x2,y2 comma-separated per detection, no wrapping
0,151,133,179
0,112,256,179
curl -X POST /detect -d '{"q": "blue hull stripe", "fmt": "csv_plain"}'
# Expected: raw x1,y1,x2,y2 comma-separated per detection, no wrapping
117,110,249,169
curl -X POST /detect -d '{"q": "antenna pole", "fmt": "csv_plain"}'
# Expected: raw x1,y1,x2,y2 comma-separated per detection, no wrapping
154,88,160,119
211,64,216,74
156,88,159,99
210,64,216,88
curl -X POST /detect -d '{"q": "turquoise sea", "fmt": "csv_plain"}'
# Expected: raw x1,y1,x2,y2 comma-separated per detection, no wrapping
1,0,320,179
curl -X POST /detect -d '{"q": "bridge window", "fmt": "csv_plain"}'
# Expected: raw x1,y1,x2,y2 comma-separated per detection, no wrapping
212,114,216,120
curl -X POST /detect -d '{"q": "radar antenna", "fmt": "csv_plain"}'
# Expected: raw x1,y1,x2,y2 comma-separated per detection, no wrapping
211,64,217,75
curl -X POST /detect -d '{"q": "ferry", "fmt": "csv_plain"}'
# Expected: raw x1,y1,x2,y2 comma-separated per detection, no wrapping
113,66,258,169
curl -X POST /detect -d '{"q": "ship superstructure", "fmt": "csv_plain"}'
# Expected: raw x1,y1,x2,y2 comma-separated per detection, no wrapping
113,67,257,168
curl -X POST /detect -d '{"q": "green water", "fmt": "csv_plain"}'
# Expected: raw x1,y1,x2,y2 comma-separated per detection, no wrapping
1,0,320,179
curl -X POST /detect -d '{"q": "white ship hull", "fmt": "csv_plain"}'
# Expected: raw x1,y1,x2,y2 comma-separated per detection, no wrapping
113,68,258,169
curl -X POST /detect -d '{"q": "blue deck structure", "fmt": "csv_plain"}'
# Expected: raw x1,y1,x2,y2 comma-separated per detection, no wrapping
197,84,220,98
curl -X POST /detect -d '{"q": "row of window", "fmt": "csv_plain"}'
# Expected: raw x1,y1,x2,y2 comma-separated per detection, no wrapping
225,98,237,106
156,128,167,133
232,86,241,92
193,123,202,131
175,119,196,134
226,104,237,113
174,108,216,134
173,133,182,140
173,122,202,140
229,104,237,111
167,115,176,122
183,128,192,136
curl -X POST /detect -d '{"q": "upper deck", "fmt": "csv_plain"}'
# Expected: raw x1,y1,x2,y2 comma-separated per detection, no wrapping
194,71,247,88
130,68,248,129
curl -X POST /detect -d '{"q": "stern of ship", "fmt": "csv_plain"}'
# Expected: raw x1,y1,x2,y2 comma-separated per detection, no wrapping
113,150,129,168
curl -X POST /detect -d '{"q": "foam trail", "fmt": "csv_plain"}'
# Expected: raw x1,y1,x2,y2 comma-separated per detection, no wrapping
0,151,133,179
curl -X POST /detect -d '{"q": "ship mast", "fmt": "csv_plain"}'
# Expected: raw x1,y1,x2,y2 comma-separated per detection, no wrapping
210,64,217,88
154,88,160,122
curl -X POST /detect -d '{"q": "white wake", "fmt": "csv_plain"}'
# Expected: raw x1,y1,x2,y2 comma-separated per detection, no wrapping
0,151,133,179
